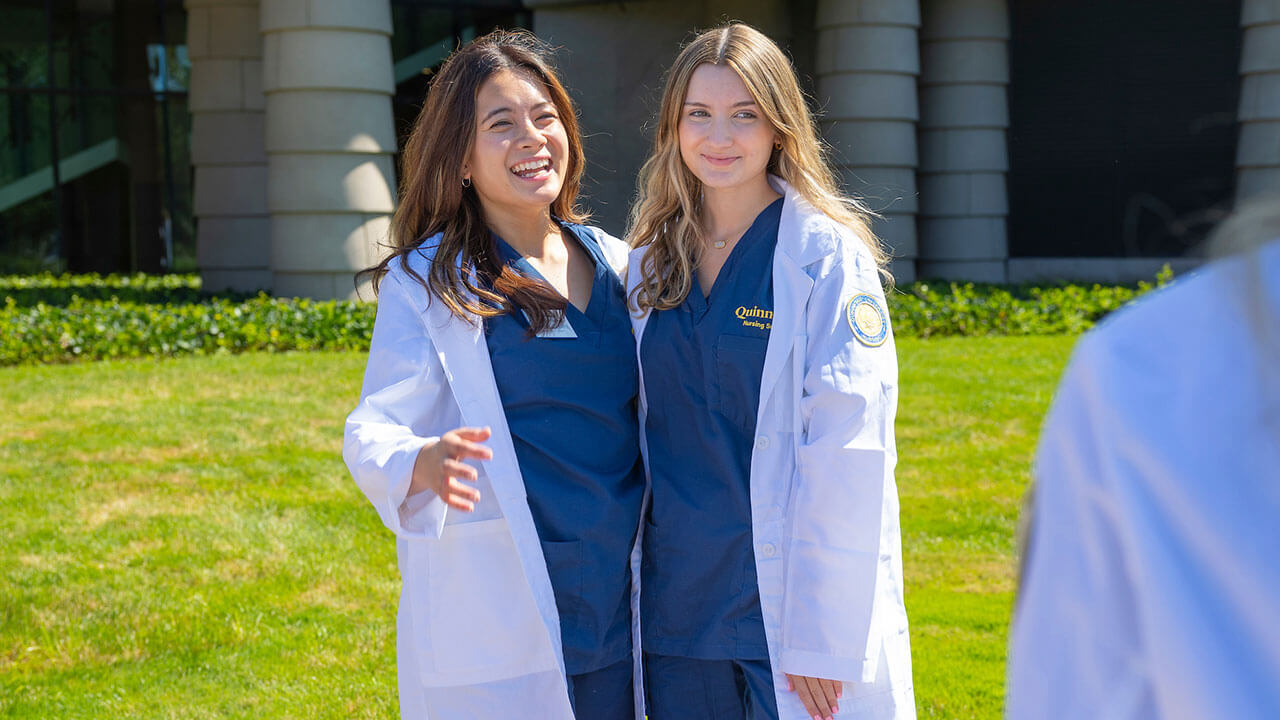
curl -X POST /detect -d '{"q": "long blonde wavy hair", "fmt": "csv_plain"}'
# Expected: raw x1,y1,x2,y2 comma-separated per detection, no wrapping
626,23,889,312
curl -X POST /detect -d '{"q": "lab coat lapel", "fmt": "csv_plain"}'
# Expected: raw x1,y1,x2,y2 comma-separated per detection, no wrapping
412,252,528,524
759,178,821,405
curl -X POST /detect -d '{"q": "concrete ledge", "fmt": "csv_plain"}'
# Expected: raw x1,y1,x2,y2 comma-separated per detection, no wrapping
1242,0,1280,24
816,26,920,75
875,214,918,259
196,216,271,268
273,271,372,301
200,269,273,294
919,85,1008,128
264,91,396,153
1007,257,1203,284
919,128,1008,172
818,73,919,121
816,0,921,29
266,154,396,213
189,60,246,112
262,30,394,94
920,40,1008,84
840,166,919,213
1239,73,1280,120
261,0,392,35
269,213,389,271
192,112,266,165
919,171,1007,215
919,217,1007,258
823,120,918,166
917,259,1006,282
888,257,917,284
920,0,1010,41
207,5,261,58
194,165,269,215
1242,25,1280,73
1237,166,1280,198
1237,120,1280,164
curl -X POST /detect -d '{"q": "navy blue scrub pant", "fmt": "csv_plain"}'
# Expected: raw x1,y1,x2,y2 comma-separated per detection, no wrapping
568,657,634,720
644,653,781,720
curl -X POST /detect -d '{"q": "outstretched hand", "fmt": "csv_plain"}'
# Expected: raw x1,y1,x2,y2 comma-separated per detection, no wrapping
409,427,493,511
786,673,842,720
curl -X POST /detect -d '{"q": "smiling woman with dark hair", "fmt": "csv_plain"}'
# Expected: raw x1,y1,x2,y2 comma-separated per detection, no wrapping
344,30,644,720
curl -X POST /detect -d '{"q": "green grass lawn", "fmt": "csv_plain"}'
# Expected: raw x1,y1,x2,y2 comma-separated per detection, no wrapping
0,336,1077,718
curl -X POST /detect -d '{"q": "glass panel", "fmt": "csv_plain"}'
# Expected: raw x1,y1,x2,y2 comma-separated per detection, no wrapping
0,3,49,90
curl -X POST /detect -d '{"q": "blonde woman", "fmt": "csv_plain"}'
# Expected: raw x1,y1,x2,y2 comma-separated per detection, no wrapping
626,23,915,720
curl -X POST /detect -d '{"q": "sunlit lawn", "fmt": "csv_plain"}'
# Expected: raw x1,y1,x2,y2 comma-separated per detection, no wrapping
0,336,1077,718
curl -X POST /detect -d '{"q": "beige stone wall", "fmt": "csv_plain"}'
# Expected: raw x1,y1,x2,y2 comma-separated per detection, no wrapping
261,0,397,300
187,0,270,293
1238,0,1280,200
814,0,921,283
917,0,1009,282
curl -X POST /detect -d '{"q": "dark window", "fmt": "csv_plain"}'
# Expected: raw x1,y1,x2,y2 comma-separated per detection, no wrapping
0,0,191,274
1008,0,1241,258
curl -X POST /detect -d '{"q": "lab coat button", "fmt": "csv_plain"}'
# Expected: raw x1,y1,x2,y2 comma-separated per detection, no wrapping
761,543,777,557
755,435,770,450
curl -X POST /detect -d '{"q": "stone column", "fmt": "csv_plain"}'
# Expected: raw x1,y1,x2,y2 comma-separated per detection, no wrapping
917,0,1009,282
815,0,921,283
1237,0,1280,200
261,0,397,299
187,0,270,292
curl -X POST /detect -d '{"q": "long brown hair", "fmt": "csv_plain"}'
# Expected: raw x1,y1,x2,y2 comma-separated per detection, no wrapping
362,30,587,332
626,23,889,312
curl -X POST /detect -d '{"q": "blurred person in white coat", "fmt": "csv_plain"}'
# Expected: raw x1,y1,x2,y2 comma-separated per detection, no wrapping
625,24,915,720
1007,197,1280,719
343,31,644,720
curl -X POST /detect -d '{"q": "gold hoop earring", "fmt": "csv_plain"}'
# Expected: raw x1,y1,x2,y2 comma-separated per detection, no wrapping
773,141,783,151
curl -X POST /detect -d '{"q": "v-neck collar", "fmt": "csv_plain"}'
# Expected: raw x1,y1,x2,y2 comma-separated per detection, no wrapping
494,222,605,321
688,197,783,317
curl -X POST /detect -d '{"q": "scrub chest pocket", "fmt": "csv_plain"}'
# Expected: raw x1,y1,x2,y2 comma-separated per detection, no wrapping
714,333,770,430
408,518,559,687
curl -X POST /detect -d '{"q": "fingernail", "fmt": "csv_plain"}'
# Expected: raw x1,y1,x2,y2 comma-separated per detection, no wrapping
787,679,793,691
814,714,821,720
833,703,840,713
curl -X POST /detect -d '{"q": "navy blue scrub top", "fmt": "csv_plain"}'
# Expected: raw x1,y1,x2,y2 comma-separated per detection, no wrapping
484,222,645,675
639,197,783,660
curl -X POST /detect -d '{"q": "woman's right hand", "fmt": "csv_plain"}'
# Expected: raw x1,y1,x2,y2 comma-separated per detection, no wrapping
409,427,493,511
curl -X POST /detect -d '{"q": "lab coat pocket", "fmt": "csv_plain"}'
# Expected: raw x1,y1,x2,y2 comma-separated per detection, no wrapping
416,518,558,687
714,333,769,429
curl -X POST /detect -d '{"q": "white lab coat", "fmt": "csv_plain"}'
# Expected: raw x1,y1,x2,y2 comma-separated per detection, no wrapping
626,177,916,719
1006,237,1280,719
343,228,644,720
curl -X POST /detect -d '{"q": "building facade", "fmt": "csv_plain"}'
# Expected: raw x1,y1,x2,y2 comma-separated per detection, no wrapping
2,0,1275,297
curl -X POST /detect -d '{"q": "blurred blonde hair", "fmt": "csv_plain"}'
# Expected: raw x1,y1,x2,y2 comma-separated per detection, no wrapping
626,23,889,312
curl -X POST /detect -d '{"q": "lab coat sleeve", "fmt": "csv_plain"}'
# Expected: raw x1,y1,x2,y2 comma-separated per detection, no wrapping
343,267,451,540
780,230,898,684
1006,333,1153,719
590,226,631,279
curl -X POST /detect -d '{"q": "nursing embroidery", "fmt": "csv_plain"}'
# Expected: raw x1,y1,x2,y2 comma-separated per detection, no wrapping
846,293,887,347
735,305,773,331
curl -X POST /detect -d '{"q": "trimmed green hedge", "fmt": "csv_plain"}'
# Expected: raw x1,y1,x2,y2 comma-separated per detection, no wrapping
0,269,1172,366
1,295,373,365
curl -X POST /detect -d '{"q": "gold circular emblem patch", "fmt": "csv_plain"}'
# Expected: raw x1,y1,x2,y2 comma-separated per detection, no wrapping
846,293,888,347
